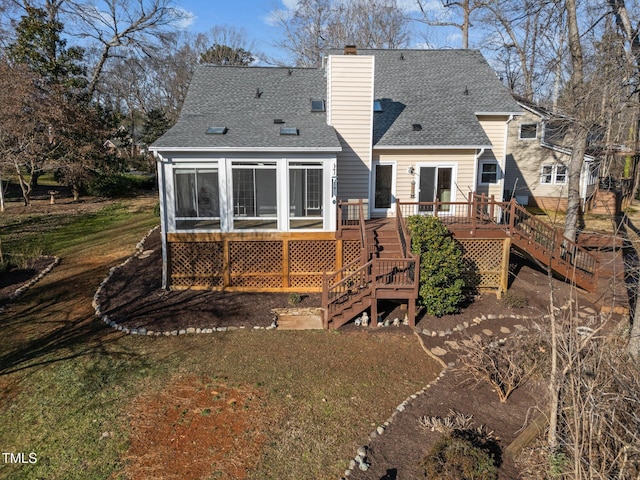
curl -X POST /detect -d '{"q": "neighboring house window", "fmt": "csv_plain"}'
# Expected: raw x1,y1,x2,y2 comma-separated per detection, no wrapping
289,162,323,229
519,123,538,140
174,168,220,229
480,162,498,184
232,162,277,229
540,164,567,185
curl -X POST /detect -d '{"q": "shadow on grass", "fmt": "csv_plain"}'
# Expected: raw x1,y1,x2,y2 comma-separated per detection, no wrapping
0,261,139,376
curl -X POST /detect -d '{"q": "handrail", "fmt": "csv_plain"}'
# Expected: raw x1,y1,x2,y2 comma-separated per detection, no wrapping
395,201,412,258
398,196,599,290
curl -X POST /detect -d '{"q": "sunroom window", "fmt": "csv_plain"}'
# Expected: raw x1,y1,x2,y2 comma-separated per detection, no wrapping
174,168,220,229
232,162,277,229
289,163,323,229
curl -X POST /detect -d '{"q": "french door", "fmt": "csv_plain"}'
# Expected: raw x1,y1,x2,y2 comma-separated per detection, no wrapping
418,165,454,213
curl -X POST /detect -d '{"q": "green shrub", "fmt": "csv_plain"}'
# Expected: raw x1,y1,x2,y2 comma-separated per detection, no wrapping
87,173,155,197
407,215,466,316
421,433,498,480
288,292,302,306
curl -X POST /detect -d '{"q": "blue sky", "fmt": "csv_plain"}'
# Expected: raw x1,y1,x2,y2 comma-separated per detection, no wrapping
173,1,463,63
174,1,289,61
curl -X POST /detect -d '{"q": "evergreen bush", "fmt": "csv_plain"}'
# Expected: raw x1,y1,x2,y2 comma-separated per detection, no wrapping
421,433,498,480
407,215,466,316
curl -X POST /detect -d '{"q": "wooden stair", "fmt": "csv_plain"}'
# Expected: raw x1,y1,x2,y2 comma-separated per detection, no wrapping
324,202,419,329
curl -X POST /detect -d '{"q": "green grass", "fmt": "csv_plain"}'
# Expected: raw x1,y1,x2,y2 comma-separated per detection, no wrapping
0,198,440,480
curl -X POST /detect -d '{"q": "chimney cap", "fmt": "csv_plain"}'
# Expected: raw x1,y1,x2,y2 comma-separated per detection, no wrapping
344,45,357,55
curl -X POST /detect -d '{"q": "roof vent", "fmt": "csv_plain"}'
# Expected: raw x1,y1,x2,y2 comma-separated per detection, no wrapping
400,53,404,60
463,86,469,95
412,124,422,131
287,68,293,76
344,45,357,55
255,88,263,98
280,127,299,136
274,119,285,124
206,127,228,135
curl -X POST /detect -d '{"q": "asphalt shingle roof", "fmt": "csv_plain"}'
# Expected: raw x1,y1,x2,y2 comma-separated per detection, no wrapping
152,50,521,151
365,49,521,147
152,66,341,151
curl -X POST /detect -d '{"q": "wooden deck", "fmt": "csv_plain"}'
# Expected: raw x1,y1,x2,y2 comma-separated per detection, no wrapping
323,195,600,329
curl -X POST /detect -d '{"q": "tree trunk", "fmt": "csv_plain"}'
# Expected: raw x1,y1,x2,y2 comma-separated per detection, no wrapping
564,127,588,242
0,176,5,212
14,160,31,206
547,275,560,450
563,0,586,243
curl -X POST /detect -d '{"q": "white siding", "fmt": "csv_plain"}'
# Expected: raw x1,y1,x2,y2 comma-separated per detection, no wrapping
327,55,375,201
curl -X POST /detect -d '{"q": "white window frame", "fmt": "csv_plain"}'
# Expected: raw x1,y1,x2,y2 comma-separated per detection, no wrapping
288,161,325,229
519,123,539,140
230,161,279,230
540,164,567,185
479,161,499,185
173,165,221,230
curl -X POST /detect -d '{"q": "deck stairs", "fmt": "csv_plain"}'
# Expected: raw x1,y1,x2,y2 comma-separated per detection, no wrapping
323,203,419,330
323,196,600,330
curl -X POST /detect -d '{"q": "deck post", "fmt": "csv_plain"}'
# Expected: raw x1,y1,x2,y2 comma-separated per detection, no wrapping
321,271,329,329
490,195,495,221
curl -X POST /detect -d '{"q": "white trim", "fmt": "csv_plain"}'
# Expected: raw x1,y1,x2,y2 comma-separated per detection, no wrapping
473,148,484,193
475,111,523,116
150,146,342,153
478,160,500,185
370,160,397,216
374,144,493,150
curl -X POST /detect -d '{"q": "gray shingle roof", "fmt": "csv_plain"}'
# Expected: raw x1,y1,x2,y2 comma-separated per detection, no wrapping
152,50,521,151
364,49,521,147
151,66,342,151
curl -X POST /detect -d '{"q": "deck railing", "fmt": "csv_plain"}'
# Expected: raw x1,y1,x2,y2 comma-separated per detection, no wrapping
398,194,599,290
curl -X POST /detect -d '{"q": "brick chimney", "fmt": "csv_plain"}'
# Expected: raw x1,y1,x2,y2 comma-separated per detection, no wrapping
343,45,357,55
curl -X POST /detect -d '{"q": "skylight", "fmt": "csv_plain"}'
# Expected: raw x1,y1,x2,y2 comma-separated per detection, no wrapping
206,127,228,135
374,100,383,112
311,99,325,112
280,127,299,136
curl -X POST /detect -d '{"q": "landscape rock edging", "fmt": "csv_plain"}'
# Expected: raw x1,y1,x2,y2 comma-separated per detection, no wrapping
0,256,60,314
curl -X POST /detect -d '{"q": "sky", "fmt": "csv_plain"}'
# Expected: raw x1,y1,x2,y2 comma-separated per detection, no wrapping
173,0,462,64
173,0,296,62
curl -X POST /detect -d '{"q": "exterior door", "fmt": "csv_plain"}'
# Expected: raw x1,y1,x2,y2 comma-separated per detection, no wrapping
372,163,395,215
418,166,453,213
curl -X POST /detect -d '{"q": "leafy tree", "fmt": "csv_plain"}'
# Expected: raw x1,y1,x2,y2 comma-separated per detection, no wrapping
7,6,85,88
407,215,466,316
199,44,254,65
141,108,171,145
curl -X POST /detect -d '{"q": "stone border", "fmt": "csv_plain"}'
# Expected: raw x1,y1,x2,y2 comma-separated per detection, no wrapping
339,300,591,478
91,226,278,336
0,256,60,315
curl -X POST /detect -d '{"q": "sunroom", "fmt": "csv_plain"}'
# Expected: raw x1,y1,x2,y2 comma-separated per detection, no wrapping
159,155,339,234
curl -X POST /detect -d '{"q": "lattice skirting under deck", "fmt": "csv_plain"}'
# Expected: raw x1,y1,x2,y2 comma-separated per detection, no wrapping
168,236,361,292
457,238,510,295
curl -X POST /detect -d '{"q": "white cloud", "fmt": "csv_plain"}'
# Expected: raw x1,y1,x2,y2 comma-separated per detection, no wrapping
173,7,196,30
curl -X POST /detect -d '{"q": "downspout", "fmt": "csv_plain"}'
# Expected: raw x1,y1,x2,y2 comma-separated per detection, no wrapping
502,114,516,202
473,147,486,198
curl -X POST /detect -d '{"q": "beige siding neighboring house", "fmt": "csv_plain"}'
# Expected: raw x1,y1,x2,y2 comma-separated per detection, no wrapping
504,99,599,211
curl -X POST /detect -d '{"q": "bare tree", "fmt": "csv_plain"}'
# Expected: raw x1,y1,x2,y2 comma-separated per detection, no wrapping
416,0,483,49
64,0,186,99
272,0,412,67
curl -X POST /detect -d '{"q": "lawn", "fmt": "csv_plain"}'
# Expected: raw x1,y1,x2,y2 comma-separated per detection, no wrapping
0,195,440,479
